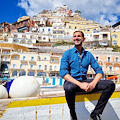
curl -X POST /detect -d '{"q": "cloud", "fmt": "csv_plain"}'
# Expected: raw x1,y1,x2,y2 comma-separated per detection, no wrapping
18,0,120,26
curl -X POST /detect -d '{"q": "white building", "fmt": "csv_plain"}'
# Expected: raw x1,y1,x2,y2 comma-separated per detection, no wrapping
4,32,36,44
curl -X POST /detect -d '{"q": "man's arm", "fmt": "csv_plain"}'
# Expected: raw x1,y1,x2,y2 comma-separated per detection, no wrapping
85,73,103,92
85,52,104,92
63,74,89,91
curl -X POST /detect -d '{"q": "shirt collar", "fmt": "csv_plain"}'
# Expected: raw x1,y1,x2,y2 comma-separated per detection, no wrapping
73,46,85,54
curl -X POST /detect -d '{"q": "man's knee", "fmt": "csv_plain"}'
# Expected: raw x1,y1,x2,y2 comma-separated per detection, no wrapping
107,80,115,91
64,81,76,92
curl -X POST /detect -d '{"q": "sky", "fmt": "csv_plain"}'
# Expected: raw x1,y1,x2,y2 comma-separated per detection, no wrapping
1,0,120,26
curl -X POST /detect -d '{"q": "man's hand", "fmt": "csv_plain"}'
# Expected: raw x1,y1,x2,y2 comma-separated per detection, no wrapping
78,82,89,91
85,81,97,92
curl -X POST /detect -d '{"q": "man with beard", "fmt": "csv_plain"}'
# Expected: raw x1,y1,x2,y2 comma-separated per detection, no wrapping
59,31,115,120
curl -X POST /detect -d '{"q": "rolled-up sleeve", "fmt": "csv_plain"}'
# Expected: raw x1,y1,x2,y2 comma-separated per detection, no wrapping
90,53,104,76
59,51,70,78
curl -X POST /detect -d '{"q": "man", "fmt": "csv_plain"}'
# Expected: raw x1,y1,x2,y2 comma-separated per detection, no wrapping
59,31,115,120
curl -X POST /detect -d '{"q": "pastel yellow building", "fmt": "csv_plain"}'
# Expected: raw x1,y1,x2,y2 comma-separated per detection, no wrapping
65,21,101,36
111,29,120,46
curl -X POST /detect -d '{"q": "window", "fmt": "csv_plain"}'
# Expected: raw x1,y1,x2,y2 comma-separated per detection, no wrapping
69,26,71,29
108,57,111,62
67,32,69,35
53,35,57,38
53,31,56,34
23,56,26,61
109,66,112,71
116,57,119,62
89,74,93,78
112,40,117,45
38,36,41,40
54,66,57,70
37,72,46,76
44,57,47,60
5,57,8,60
96,56,99,61
28,71,35,76
75,26,77,29
12,71,17,77
14,56,18,59
19,71,26,76
43,37,46,40
22,35,26,39
38,57,41,60
50,65,52,70
31,57,34,61
51,59,54,62
13,64,16,68
39,65,42,70
60,31,64,34
44,65,47,70
30,64,33,69
112,34,117,38
103,34,107,38
20,64,23,69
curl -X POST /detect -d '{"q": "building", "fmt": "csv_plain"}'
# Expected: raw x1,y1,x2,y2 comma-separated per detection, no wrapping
10,16,35,32
2,32,36,44
0,22,11,33
111,29,120,46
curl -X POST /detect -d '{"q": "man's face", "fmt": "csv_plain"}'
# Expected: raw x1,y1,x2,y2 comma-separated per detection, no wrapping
73,32,84,46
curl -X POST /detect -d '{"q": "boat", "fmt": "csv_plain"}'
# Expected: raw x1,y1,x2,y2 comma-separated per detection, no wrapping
0,83,120,120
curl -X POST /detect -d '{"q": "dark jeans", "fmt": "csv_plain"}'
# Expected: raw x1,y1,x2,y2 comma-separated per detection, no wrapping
64,79,115,120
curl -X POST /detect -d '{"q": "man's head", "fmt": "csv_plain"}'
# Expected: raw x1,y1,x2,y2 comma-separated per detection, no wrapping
73,31,85,46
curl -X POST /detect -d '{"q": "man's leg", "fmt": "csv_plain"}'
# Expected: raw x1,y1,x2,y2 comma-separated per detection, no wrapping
92,80,115,114
64,80,83,120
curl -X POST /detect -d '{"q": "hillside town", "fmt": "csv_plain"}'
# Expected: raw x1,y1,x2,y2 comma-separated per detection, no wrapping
0,4,120,120
0,5,120,83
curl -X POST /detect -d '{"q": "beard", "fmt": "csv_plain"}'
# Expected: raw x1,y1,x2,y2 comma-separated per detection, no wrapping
74,39,83,46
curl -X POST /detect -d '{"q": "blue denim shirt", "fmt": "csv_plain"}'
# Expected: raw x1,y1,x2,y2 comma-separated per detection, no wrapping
59,46,104,80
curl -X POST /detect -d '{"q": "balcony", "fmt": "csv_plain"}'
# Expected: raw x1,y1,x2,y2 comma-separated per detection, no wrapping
3,39,8,42
11,58,19,60
1,58,10,62
13,38,19,43
104,71,116,75
10,67,22,70
28,59,36,63
27,68,35,71
20,39,26,44
50,60,59,64
1,52,10,55
93,30,99,33
20,59,28,63
93,37,99,40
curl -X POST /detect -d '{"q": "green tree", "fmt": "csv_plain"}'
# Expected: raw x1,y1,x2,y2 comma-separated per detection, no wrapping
75,10,81,14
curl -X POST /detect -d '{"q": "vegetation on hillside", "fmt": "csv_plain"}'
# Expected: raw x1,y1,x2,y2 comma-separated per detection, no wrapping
112,45,120,52
75,10,81,14
54,40,74,46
